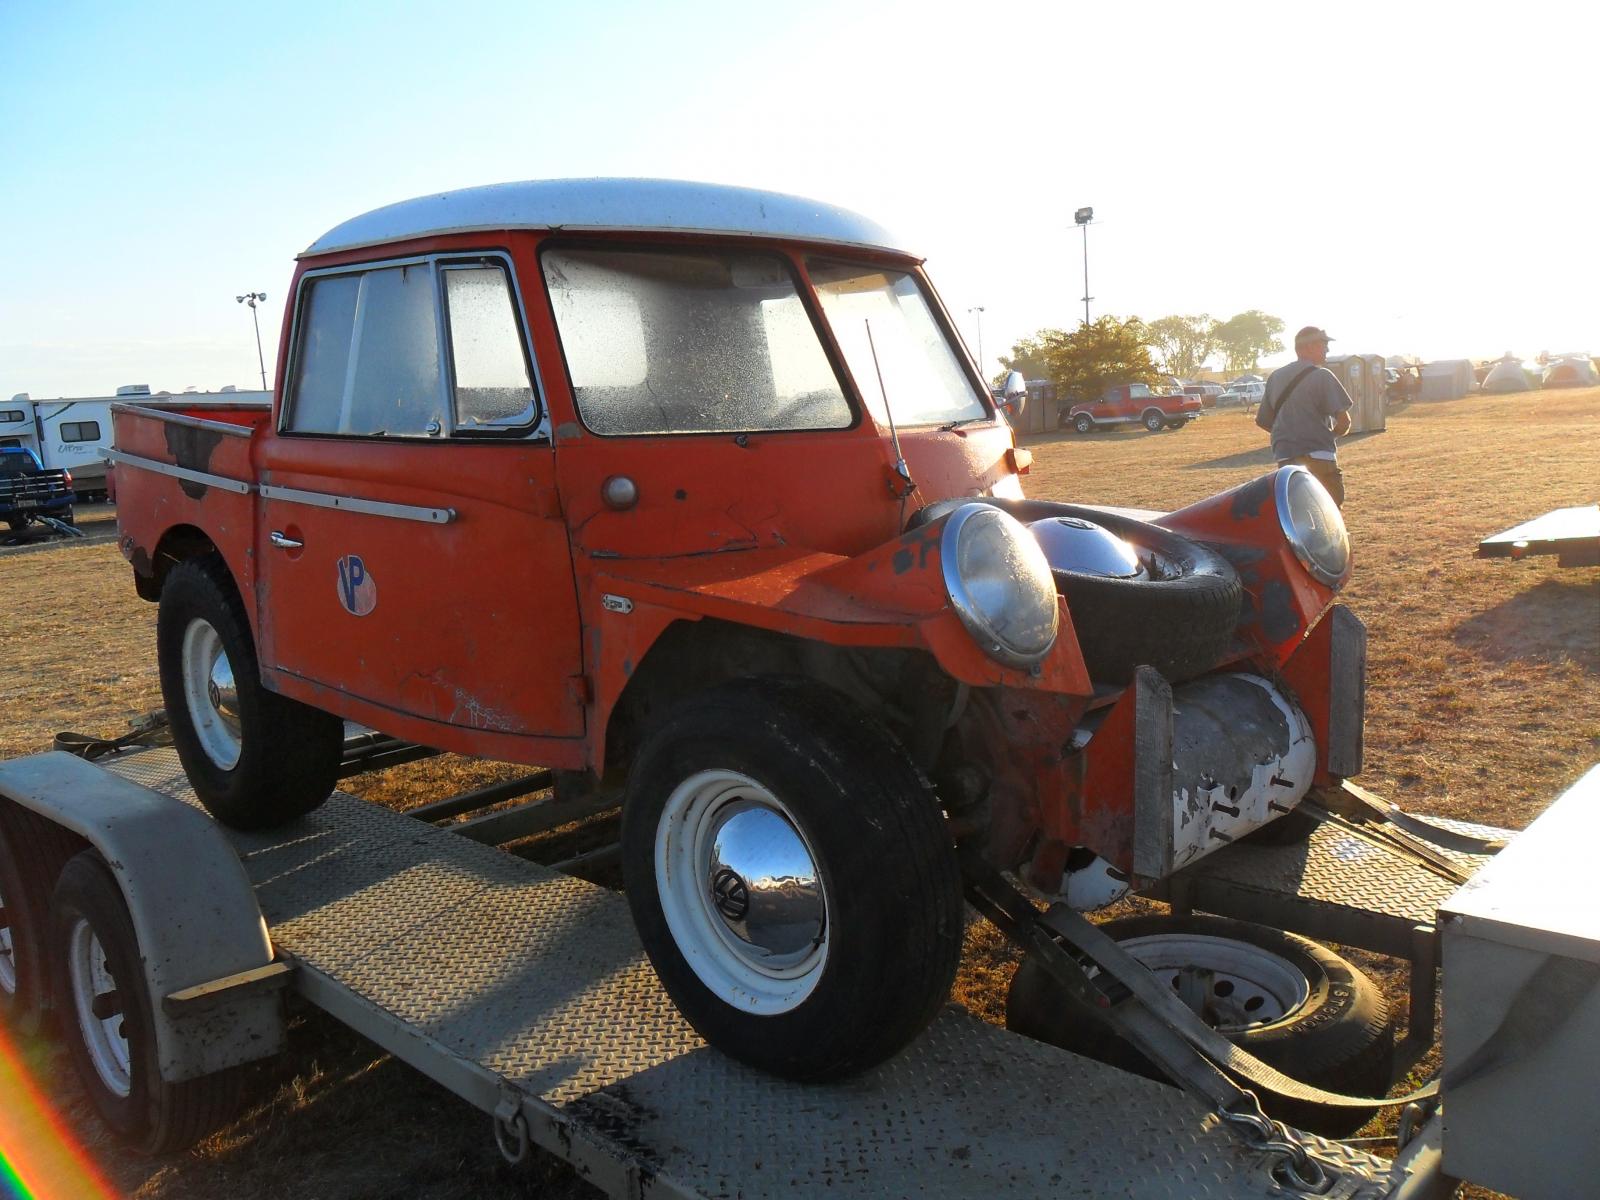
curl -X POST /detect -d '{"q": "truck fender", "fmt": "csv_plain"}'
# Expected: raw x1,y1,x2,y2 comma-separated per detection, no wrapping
0,752,284,1083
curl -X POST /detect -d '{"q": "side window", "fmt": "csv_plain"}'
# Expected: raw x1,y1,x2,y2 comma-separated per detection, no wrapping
61,421,102,442
287,257,539,438
0,409,24,424
441,265,537,429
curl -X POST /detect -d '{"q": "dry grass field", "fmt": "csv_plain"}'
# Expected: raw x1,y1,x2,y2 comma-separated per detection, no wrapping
1,387,1596,1198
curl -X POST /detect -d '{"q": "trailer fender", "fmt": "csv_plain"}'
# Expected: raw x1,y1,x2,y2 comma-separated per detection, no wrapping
0,751,284,1082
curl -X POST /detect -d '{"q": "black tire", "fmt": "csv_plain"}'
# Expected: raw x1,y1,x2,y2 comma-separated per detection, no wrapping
1165,420,1187,430
49,851,243,1153
1007,914,1393,1136
0,805,82,1028
1243,807,1322,845
6,516,29,531
1142,409,1165,432
622,677,964,1081
0,813,41,1025
1073,413,1094,434
158,553,342,829
907,497,1242,684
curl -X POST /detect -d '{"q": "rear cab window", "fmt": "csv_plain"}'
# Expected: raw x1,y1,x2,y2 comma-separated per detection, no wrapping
283,254,542,439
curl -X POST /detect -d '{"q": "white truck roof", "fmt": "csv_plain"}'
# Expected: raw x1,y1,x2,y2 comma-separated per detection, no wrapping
302,178,913,260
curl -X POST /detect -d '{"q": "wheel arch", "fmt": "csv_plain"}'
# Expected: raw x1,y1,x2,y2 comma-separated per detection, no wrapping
599,617,953,779
0,752,284,1082
134,524,224,602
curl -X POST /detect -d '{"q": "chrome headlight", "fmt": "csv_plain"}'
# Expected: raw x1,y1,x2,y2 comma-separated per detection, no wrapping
1276,466,1350,586
941,504,1060,667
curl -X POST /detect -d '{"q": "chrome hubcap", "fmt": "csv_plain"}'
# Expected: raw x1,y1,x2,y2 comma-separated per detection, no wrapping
181,619,241,769
67,918,132,1098
704,803,825,966
656,770,829,1014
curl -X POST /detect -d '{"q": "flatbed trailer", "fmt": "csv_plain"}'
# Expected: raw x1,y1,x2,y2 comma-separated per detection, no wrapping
4,746,1597,1199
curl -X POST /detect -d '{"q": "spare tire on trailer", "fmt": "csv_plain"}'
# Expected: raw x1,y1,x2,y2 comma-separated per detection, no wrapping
908,497,1242,684
1006,913,1394,1137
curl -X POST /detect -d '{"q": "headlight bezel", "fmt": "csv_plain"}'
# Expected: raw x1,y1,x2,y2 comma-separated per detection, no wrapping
939,503,1060,669
1275,465,1351,587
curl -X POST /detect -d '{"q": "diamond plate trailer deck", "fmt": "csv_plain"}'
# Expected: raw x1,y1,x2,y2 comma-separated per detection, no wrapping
6,747,1458,1198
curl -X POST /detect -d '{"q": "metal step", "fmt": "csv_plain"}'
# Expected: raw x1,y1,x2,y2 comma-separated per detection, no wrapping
103,749,1405,1199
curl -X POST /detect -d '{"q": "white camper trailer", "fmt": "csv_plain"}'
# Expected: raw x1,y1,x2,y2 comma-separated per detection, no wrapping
16,384,270,498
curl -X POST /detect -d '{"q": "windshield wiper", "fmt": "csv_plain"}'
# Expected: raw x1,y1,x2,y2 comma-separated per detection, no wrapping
938,415,987,432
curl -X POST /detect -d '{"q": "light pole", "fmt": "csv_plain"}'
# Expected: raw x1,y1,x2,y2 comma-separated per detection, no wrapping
1074,207,1094,328
237,292,268,392
968,305,986,376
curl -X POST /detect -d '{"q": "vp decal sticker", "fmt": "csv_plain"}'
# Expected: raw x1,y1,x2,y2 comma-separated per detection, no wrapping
336,554,377,616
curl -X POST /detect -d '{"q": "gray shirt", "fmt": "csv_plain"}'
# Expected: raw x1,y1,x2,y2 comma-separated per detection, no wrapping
1265,358,1353,461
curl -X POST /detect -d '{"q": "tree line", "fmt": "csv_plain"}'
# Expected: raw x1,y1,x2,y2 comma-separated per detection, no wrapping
999,311,1285,401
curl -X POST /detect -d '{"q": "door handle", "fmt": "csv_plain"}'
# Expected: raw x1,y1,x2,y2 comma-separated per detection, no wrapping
269,531,303,550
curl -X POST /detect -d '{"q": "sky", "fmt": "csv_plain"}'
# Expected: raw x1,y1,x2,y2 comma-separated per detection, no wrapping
2,0,1594,400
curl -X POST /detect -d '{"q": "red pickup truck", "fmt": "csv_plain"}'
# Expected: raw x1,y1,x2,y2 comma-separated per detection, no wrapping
1061,382,1202,433
112,179,1358,1082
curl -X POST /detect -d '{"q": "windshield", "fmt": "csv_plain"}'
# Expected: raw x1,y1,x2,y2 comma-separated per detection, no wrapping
541,246,853,435
0,452,39,477
806,258,989,428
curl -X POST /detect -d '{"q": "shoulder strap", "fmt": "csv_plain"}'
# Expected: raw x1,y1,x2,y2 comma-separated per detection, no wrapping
1262,365,1317,427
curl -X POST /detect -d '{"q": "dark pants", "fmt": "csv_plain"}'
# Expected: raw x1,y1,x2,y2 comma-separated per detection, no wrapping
1279,456,1346,508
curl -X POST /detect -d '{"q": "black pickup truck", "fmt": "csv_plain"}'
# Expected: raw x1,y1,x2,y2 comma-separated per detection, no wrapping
0,447,75,530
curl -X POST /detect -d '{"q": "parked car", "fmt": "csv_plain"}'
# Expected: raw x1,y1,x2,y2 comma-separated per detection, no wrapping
1182,383,1224,409
112,178,1356,1084
1222,380,1266,410
0,446,74,530
1059,383,1202,433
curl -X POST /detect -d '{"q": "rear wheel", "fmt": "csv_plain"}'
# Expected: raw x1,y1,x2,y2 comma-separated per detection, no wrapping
1142,409,1165,432
622,677,963,1081
1073,413,1094,434
158,554,342,829
49,852,243,1153
1007,914,1393,1136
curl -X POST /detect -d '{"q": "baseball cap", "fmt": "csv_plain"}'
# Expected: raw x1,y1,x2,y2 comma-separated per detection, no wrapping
1294,326,1334,345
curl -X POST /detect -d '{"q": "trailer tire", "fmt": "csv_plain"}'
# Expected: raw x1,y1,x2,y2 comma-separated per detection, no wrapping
622,677,964,1082
0,805,82,1027
49,851,243,1154
1007,914,1392,1137
158,553,342,830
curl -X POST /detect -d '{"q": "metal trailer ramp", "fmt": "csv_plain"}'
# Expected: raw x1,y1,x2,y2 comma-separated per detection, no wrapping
99,750,1415,1199
1166,813,1505,1051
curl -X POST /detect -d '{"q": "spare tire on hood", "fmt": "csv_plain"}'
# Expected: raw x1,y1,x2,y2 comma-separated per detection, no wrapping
909,497,1242,684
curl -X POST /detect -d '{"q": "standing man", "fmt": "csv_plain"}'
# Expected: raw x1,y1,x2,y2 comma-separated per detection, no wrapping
1257,326,1354,507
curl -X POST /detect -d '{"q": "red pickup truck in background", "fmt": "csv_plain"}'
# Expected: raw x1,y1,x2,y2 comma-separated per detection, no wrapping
1060,383,1202,434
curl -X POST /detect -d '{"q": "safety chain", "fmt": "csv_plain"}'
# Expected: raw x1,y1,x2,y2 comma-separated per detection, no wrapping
1218,1091,1332,1194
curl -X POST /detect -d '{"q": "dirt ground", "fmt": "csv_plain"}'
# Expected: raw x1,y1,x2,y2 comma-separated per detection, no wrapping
1,388,1596,1198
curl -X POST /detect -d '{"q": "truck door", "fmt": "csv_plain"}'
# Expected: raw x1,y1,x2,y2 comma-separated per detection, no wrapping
256,254,585,740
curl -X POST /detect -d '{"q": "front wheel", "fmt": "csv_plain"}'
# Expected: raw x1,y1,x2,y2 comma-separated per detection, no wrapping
1073,413,1095,434
1142,409,1165,432
622,677,963,1081
157,554,343,829
49,852,243,1153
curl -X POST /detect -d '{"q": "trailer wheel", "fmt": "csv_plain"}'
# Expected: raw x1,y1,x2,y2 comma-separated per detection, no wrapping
49,851,242,1153
158,554,342,829
0,815,39,1024
0,806,81,1027
622,677,963,1082
1007,914,1392,1136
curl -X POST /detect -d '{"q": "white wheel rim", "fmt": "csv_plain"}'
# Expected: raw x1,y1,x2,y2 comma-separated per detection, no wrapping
67,917,132,1097
1116,933,1311,1031
655,769,829,1014
181,617,242,769
0,875,16,997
